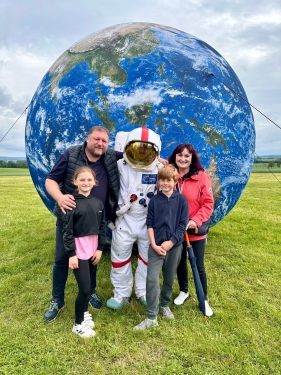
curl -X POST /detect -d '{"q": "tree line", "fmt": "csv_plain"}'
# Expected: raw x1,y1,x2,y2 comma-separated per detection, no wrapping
254,158,281,168
0,160,28,168
1,158,280,169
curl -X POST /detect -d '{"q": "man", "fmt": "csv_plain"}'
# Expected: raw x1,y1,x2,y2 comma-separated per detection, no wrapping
44,126,121,321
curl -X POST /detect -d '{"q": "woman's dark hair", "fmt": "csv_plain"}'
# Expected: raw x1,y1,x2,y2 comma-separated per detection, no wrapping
168,143,204,177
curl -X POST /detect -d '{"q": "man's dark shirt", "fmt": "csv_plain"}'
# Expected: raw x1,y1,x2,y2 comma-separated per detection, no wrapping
47,150,123,218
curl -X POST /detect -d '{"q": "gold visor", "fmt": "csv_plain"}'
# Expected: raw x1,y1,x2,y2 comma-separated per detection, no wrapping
125,141,158,168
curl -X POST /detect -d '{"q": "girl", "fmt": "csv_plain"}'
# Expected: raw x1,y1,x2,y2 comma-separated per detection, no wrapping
62,166,106,338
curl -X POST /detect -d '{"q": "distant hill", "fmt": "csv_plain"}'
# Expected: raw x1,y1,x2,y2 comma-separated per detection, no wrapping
256,155,281,159
0,156,26,161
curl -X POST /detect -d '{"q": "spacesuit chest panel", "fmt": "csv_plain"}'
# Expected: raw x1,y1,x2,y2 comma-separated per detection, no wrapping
117,159,158,212
141,174,157,185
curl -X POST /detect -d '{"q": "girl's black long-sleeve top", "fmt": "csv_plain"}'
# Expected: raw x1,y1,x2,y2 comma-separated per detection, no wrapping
62,193,106,257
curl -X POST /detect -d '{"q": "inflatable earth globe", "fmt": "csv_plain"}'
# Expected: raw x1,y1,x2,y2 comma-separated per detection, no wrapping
25,22,255,226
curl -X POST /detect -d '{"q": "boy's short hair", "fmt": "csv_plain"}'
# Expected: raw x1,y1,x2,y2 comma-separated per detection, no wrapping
158,164,178,182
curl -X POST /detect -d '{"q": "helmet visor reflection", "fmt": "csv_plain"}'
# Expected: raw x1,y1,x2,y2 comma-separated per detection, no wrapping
125,141,158,168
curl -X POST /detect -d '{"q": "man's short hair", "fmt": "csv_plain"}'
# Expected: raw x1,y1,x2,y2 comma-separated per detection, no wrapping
88,126,110,138
158,164,178,182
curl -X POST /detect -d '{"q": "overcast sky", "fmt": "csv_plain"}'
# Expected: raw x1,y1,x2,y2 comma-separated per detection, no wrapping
0,0,280,157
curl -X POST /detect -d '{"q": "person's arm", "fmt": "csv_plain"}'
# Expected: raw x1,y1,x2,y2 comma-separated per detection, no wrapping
190,172,214,226
91,250,102,266
147,228,166,256
164,196,188,247
92,205,106,266
61,210,78,269
45,179,76,214
158,157,168,166
160,240,174,252
69,255,79,269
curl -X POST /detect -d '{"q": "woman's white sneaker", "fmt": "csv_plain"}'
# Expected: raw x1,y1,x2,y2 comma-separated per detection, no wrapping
72,320,96,338
174,291,190,305
204,300,213,317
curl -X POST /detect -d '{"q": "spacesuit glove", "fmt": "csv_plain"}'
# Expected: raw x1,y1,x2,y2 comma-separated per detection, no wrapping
108,221,116,230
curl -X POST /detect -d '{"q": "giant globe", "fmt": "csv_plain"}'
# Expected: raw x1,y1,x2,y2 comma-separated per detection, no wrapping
25,22,255,226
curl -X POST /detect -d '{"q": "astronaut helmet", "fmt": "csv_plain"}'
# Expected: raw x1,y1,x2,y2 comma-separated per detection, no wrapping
124,127,161,169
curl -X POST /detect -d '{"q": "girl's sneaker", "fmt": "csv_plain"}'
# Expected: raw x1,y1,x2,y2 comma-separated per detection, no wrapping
72,321,96,338
84,311,95,328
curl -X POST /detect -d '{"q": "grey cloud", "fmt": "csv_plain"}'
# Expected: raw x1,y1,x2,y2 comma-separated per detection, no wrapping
0,86,12,107
0,86,29,114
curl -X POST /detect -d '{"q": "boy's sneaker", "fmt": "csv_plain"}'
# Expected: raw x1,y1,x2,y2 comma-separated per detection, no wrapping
160,306,175,320
137,296,147,307
134,318,158,331
204,300,213,317
174,291,190,305
72,321,96,338
89,292,102,309
106,297,130,310
84,311,95,328
43,300,65,322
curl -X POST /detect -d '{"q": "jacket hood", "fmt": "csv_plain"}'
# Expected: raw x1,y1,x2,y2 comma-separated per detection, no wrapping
158,190,180,199
73,193,94,199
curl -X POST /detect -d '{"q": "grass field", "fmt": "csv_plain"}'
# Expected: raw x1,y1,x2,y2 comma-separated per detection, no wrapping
251,164,281,173
0,174,281,374
0,168,30,176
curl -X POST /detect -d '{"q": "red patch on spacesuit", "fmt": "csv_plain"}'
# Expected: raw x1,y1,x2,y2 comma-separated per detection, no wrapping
141,128,149,142
112,257,132,268
138,254,148,266
130,194,138,203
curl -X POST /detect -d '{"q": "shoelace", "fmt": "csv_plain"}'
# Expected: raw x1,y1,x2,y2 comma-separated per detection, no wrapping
91,293,101,302
162,307,170,316
49,302,58,311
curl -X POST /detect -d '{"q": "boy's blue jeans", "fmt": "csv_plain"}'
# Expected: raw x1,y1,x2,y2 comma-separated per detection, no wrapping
146,243,182,320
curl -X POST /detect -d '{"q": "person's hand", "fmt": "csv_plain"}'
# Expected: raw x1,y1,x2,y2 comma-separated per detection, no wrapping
161,240,173,252
153,245,167,256
69,256,79,269
91,250,102,265
158,157,168,166
58,194,76,214
186,220,197,230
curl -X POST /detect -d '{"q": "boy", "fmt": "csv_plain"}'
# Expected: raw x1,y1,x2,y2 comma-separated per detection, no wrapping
134,164,188,330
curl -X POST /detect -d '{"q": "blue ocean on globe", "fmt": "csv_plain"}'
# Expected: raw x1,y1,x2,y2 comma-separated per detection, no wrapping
25,22,255,226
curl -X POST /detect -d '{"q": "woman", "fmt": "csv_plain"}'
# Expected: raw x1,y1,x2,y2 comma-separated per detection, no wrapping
168,144,214,316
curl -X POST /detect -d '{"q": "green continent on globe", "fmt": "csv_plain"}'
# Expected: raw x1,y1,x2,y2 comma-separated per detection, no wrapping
49,24,161,97
191,119,229,152
89,100,116,131
125,103,153,127
206,155,221,204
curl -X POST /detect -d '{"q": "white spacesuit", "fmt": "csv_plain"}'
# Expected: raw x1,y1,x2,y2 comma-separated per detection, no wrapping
106,127,162,310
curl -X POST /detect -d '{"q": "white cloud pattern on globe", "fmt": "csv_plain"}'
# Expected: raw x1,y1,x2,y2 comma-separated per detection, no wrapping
25,22,255,226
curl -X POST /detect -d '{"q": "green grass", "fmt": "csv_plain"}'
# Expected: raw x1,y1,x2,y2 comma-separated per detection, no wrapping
0,175,281,374
251,164,281,173
0,168,30,176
